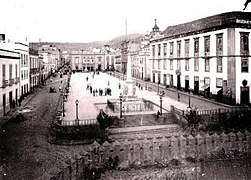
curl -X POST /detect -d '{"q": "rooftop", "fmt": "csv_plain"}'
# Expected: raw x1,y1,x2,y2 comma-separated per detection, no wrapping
159,11,251,41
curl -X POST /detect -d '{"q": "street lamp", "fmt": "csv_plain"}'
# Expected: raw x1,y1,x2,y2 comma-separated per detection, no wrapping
159,90,165,115
119,93,123,118
188,87,191,108
157,80,160,95
62,93,65,117
75,99,79,120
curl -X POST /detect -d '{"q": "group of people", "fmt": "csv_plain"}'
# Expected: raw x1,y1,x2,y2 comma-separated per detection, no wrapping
86,84,112,97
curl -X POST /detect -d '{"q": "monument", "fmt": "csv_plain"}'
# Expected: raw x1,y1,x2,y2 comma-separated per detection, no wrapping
107,55,154,113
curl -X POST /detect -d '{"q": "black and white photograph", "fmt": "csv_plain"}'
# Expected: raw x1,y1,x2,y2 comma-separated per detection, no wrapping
0,0,251,179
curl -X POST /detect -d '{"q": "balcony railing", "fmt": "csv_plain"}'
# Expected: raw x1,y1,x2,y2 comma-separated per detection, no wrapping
2,80,8,88
15,77,20,84
9,78,15,86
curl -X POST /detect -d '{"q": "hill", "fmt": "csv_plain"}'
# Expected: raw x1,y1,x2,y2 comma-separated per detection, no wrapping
30,33,144,52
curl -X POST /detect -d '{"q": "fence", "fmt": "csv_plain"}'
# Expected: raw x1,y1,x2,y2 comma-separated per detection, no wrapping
196,107,251,116
39,131,251,179
59,119,97,126
170,105,185,116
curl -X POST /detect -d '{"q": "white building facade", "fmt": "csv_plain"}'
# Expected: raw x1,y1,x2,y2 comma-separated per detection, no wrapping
0,47,20,117
150,11,251,105
15,42,29,97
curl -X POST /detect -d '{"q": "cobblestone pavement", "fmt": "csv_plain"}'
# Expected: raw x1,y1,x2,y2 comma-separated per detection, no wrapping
202,158,251,180
0,74,89,180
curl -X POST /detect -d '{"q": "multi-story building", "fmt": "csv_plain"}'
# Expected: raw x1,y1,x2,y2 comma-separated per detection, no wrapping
0,44,20,117
104,45,116,71
139,34,151,80
150,11,251,105
15,42,29,97
70,48,106,72
29,47,40,91
121,41,141,76
39,45,61,78
115,49,122,71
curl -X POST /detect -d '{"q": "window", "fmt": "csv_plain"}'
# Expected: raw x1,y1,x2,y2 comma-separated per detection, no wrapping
152,45,155,57
216,78,223,87
194,57,199,71
177,59,181,70
163,43,167,56
194,38,199,54
9,64,12,79
185,58,189,71
2,64,6,80
169,42,174,55
158,44,161,56
75,57,79,63
158,60,160,70
15,64,18,78
170,59,173,70
216,34,223,54
241,57,249,73
217,57,222,72
177,41,181,57
152,59,155,69
163,59,167,70
185,39,190,57
204,36,210,53
240,32,249,54
204,77,210,85
205,58,210,72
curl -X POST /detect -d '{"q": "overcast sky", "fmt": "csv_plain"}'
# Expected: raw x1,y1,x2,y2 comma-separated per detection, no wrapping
0,0,249,43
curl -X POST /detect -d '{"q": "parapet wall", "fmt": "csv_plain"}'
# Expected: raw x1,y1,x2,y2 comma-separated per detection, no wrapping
40,131,251,179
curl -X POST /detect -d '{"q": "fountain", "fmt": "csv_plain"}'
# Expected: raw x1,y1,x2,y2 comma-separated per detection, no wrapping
107,56,154,113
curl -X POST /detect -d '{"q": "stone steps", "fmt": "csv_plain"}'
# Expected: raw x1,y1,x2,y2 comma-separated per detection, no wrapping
108,124,183,141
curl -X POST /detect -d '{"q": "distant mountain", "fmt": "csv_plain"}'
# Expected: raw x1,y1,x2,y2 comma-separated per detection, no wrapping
30,33,144,52
107,33,144,49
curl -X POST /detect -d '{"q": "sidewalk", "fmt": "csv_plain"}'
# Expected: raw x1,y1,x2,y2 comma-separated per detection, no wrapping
0,75,64,131
112,72,233,110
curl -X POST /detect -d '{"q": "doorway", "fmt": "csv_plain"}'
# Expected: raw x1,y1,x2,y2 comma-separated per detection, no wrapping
3,94,6,115
194,76,199,95
9,91,13,108
177,75,181,90
240,86,250,105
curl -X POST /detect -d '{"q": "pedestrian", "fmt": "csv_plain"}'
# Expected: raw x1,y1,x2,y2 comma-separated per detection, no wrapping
178,92,180,102
156,110,160,119
100,89,103,96
59,86,62,92
108,81,110,86
118,83,121,89
18,98,22,106
90,86,93,93
12,100,15,109
86,76,89,81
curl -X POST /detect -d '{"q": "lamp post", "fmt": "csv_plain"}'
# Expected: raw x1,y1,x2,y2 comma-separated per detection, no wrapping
159,91,165,115
157,80,160,95
62,93,65,117
75,99,79,120
119,93,123,118
188,87,191,108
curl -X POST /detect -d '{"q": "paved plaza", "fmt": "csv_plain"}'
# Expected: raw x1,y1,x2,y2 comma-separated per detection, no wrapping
63,72,188,121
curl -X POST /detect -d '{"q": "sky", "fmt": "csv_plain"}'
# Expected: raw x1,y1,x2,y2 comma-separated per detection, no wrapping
0,0,250,43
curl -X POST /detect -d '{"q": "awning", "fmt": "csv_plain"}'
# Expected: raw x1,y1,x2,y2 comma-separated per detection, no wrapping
212,88,222,95
201,84,210,90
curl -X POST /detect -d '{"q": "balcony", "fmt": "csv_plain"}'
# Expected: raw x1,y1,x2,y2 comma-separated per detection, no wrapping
15,77,20,84
2,80,8,88
9,78,15,86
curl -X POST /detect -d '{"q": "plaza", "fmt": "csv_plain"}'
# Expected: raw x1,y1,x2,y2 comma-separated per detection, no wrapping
62,72,189,124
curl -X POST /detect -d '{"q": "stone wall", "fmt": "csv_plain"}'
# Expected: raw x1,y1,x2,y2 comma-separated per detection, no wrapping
39,131,251,179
